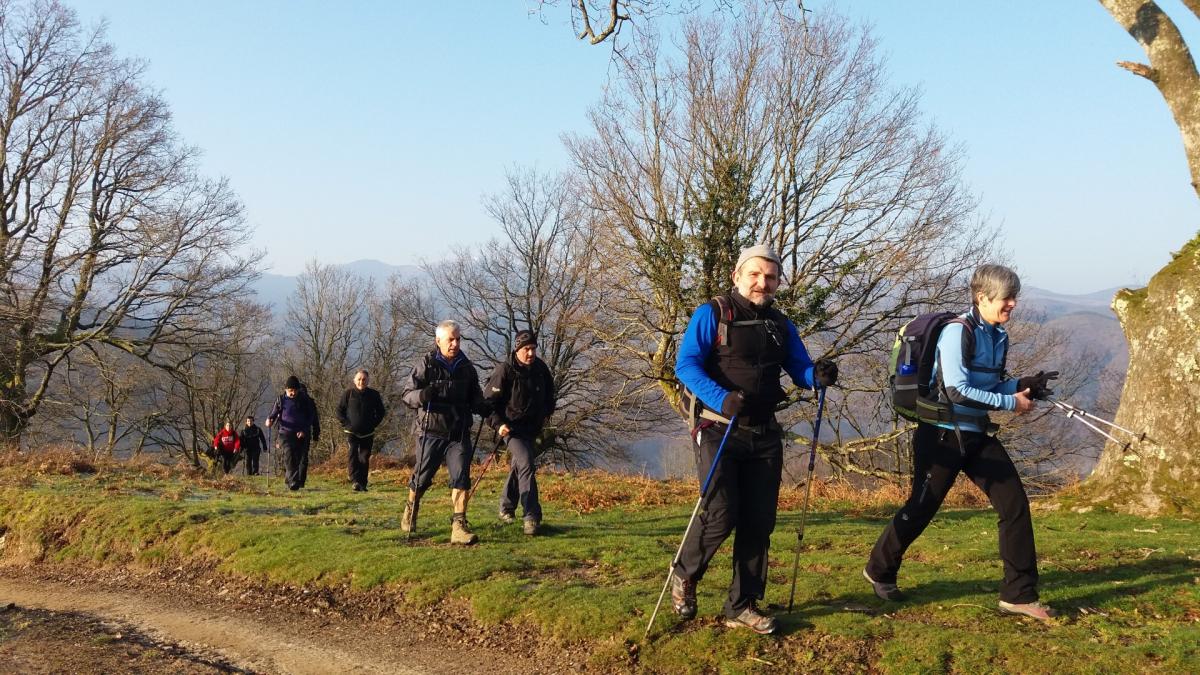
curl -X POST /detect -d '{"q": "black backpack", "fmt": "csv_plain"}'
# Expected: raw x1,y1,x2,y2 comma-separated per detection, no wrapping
889,311,975,425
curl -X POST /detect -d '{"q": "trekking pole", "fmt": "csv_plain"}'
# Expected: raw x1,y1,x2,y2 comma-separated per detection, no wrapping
644,415,738,640
787,386,827,612
1049,397,1146,442
266,424,273,495
1049,399,1138,453
467,420,496,502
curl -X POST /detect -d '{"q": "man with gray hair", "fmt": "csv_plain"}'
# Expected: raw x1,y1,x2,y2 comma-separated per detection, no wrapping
337,369,387,492
672,243,838,634
863,263,1059,622
401,320,489,544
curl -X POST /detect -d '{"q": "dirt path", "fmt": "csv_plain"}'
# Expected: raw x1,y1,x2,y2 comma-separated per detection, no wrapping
0,566,593,674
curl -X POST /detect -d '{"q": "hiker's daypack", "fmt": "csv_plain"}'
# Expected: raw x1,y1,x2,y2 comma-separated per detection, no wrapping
889,311,975,425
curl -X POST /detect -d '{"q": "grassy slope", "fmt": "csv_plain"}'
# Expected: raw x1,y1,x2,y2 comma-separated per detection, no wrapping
0,461,1196,674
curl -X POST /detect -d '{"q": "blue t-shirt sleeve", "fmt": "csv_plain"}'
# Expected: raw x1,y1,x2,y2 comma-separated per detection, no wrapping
675,303,732,411
936,323,1015,411
782,318,816,390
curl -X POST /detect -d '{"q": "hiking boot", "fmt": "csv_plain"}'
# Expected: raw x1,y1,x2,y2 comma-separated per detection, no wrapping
998,600,1056,623
670,572,697,620
523,518,540,536
401,499,420,533
450,514,479,545
497,509,515,524
863,568,906,601
724,603,776,635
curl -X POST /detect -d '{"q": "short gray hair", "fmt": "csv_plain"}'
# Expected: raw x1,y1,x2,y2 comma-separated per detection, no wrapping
969,264,1021,304
435,319,461,339
354,368,369,378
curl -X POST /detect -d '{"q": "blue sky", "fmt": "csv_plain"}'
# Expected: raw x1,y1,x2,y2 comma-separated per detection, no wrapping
69,0,1199,294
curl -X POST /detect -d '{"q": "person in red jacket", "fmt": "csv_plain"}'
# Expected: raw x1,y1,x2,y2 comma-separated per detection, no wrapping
212,420,241,474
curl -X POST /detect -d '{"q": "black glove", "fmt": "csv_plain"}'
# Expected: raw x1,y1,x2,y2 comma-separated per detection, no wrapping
1017,370,1059,400
813,359,838,388
419,381,447,405
720,390,745,419
419,387,433,405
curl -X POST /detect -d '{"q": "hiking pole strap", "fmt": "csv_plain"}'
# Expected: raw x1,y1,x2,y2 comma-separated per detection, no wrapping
644,415,738,640
789,387,826,612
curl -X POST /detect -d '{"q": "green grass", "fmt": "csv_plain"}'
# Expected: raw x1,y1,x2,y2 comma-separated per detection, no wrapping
1,464,1197,673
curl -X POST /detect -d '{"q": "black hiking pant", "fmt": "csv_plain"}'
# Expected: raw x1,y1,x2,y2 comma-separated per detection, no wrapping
244,448,261,476
280,430,311,490
865,423,1040,604
499,435,541,522
219,451,238,474
674,422,783,618
347,433,375,489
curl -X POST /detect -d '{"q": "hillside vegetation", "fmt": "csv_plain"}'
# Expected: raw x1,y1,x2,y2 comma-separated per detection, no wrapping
0,454,1196,673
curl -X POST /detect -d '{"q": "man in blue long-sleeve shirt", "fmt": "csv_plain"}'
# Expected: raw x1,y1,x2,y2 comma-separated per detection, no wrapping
673,244,838,634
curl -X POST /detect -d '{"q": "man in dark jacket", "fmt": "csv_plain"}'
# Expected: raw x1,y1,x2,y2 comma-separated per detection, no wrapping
485,330,556,535
337,369,387,492
673,244,838,634
240,415,266,476
401,320,489,545
266,375,321,491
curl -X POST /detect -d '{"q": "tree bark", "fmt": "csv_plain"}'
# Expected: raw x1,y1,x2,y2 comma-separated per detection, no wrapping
1078,235,1200,514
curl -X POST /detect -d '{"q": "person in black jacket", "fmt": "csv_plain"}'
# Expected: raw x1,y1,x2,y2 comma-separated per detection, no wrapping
266,375,321,491
240,415,267,476
485,330,556,535
401,320,489,544
337,369,387,492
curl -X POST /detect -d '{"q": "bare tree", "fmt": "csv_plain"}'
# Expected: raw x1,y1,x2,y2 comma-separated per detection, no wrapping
1085,1,1200,514
0,1,257,446
280,260,372,463
565,5,991,450
419,167,650,466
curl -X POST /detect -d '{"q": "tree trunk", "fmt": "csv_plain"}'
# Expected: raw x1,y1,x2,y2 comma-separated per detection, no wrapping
1078,234,1200,514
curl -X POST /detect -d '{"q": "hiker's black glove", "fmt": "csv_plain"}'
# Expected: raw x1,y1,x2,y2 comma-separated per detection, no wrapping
721,390,746,419
1017,370,1059,400
419,381,447,405
814,359,838,387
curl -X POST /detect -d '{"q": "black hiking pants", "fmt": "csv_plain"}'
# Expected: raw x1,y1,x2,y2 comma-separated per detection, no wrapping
347,433,375,489
245,448,261,476
281,430,311,490
499,435,541,522
865,423,1040,604
674,423,783,618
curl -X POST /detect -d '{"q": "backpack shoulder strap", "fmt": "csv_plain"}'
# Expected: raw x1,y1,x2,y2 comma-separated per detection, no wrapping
710,296,733,346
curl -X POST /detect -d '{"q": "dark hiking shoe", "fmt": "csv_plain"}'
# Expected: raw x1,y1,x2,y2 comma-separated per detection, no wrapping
498,509,516,524
450,515,479,545
998,600,1056,623
523,518,540,536
724,603,776,635
863,568,906,601
401,499,420,533
353,483,367,492
670,572,697,620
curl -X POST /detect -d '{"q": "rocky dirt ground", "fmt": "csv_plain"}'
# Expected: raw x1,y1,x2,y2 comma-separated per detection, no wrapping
0,563,602,674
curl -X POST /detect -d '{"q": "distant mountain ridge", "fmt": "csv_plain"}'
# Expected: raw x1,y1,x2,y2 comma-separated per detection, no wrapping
252,259,421,311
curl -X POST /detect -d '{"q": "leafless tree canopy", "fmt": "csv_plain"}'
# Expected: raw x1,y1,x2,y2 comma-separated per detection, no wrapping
0,0,257,445
566,6,992,444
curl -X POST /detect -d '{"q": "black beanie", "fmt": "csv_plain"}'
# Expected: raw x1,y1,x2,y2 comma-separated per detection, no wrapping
513,330,537,352
285,375,301,390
